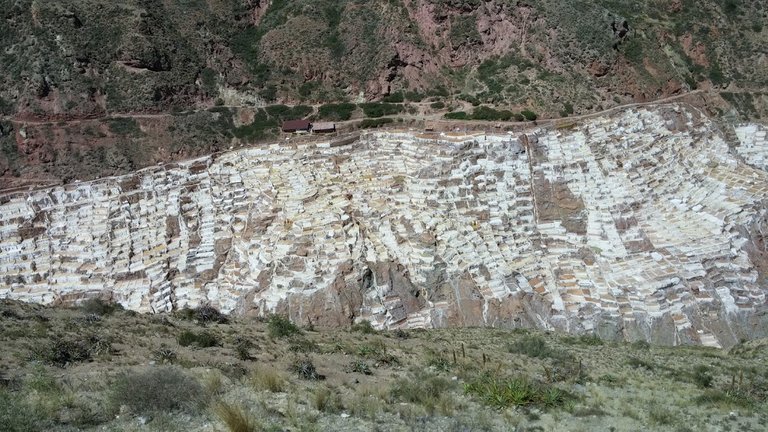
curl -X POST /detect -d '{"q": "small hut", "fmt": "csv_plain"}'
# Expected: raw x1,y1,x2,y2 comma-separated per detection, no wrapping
282,119,311,133
312,122,336,133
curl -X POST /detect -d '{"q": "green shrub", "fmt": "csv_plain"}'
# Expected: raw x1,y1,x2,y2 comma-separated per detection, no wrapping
391,371,454,414
200,68,217,95
291,357,324,380
694,389,756,408
351,320,377,334
392,329,410,339
560,102,574,117
288,337,320,353
78,298,123,316
404,91,424,102
382,92,404,103
648,404,675,425
318,103,356,121
445,111,469,120
108,118,142,136
471,106,513,121
458,94,481,106
464,373,569,409
233,109,278,141
194,304,229,324
359,102,404,118
348,360,373,375
177,330,219,348
427,354,452,372
627,356,655,370
450,15,481,47
692,365,714,388
0,390,41,432
267,314,301,338
153,346,178,364
36,335,112,367
622,37,644,64
430,101,446,109
234,337,254,360
562,333,603,346
631,340,651,350
508,335,568,360
427,85,450,97
359,118,394,129
356,340,399,365
265,104,313,120
0,97,14,116
708,63,727,85
521,110,538,121
109,366,205,415
313,387,343,413
722,0,739,16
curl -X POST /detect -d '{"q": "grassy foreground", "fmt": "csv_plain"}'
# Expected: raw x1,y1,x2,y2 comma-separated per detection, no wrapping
0,299,766,431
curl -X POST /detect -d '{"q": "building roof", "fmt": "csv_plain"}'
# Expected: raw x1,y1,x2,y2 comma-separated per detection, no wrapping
282,119,311,131
312,122,336,131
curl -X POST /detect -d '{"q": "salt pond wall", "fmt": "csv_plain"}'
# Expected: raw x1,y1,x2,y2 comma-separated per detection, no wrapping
1,105,767,347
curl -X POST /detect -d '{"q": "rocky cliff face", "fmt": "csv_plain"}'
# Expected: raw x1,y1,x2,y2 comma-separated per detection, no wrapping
1,105,767,347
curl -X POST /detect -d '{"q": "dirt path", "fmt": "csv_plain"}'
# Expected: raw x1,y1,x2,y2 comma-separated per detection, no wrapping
0,88,721,127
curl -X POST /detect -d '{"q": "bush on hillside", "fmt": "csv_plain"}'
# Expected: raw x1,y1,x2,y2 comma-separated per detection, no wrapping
109,366,206,415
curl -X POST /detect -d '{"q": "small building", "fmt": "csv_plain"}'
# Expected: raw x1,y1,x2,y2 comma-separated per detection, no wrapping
312,122,336,133
282,119,311,133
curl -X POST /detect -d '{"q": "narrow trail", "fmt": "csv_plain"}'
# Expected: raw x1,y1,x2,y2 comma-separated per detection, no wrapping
0,88,760,195
0,88,723,127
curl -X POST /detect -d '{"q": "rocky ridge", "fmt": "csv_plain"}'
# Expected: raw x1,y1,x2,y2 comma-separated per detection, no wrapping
1,104,767,348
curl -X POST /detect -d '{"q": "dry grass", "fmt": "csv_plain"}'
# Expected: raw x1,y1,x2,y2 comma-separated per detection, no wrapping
249,364,286,393
201,370,226,397
214,401,256,432
1,300,767,432
312,386,343,413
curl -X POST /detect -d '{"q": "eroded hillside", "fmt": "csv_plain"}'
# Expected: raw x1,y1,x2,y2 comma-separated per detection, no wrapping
2,0,767,117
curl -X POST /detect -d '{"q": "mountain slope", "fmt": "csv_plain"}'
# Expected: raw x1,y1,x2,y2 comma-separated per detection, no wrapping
1,0,766,118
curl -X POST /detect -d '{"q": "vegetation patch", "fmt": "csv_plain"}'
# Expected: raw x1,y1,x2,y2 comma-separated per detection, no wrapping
78,298,123,316
521,109,538,121
175,304,229,324
445,111,469,120
267,314,301,338
264,104,313,120
391,371,455,415
351,320,377,334
470,106,514,121
318,103,357,121
0,389,39,432
250,365,286,393
107,118,142,136
177,329,219,348
291,357,324,380
358,103,404,118
508,335,569,360
359,118,394,129
464,373,570,409
35,335,112,367
233,109,278,141
109,366,206,415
